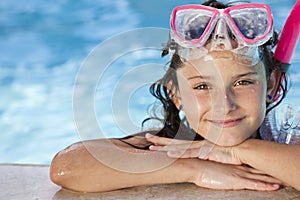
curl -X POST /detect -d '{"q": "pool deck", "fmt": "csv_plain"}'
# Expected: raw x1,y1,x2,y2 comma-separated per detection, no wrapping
1,164,300,200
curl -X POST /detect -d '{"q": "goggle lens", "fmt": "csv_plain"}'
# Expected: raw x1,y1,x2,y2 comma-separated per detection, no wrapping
175,9,213,41
230,8,270,40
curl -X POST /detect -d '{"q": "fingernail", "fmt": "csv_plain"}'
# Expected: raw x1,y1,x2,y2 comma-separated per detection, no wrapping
272,184,280,189
149,145,156,150
145,133,154,139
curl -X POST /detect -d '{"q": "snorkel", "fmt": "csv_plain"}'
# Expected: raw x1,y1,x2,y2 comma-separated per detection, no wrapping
274,0,300,70
261,1,300,143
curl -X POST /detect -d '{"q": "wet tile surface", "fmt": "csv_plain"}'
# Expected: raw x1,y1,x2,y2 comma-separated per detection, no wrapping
1,164,300,200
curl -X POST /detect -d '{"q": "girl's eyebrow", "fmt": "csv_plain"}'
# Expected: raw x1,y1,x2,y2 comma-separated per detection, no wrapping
187,72,258,81
188,75,211,80
234,72,258,79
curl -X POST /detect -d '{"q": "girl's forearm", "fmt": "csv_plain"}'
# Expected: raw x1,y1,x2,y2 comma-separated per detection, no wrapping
236,139,300,190
50,139,197,192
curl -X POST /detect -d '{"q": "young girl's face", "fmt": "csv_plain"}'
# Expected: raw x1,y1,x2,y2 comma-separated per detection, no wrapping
176,51,270,146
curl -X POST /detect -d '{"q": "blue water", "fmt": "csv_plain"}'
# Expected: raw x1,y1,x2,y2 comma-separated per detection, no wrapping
0,0,299,164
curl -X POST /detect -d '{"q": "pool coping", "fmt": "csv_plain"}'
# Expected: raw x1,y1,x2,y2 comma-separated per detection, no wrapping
1,163,300,200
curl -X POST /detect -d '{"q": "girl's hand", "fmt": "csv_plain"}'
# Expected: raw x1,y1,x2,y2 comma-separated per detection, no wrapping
146,134,283,190
145,133,242,165
191,160,281,191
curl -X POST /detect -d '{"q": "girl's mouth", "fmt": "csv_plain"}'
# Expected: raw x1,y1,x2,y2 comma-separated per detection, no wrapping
209,117,245,128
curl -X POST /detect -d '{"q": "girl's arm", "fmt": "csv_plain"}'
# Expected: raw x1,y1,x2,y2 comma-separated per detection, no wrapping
50,137,281,192
146,135,300,190
50,138,195,192
236,139,300,190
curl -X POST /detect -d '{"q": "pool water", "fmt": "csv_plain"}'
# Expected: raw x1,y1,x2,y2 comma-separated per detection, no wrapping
0,0,299,164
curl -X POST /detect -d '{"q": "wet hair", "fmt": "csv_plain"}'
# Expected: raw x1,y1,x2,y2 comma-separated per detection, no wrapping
143,0,289,139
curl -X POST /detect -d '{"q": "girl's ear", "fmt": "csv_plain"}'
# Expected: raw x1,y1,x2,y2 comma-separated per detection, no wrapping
167,82,182,109
267,70,282,102
172,93,181,110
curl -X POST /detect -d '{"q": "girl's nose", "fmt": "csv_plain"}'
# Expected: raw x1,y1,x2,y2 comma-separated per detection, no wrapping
213,89,237,114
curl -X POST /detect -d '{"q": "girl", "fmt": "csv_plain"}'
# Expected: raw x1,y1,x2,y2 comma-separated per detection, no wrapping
50,0,300,192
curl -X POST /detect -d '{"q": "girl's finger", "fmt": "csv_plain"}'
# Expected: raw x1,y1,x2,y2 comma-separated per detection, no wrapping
236,165,266,175
146,134,207,149
167,148,202,158
145,133,194,145
242,179,280,191
149,142,201,151
237,166,284,185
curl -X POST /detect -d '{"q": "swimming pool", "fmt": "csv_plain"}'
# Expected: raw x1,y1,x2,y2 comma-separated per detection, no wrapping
0,0,299,164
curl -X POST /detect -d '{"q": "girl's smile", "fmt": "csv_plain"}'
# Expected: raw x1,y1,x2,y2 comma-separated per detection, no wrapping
208,116,246,128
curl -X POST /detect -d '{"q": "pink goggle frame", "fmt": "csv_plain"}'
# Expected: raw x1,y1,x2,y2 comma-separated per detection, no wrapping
170,3,274,48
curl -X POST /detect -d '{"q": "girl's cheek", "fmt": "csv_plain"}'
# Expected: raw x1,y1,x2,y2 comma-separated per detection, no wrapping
184,96,210,130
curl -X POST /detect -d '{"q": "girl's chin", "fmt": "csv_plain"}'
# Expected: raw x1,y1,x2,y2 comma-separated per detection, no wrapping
215,140,243,147
196,128,255,146
205,136,246,147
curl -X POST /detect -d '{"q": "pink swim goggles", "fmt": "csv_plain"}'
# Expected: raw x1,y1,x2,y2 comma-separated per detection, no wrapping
170,3,274,48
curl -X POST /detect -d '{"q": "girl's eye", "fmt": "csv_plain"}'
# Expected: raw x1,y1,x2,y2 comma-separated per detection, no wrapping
235,80,253,86
193,83,210,90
